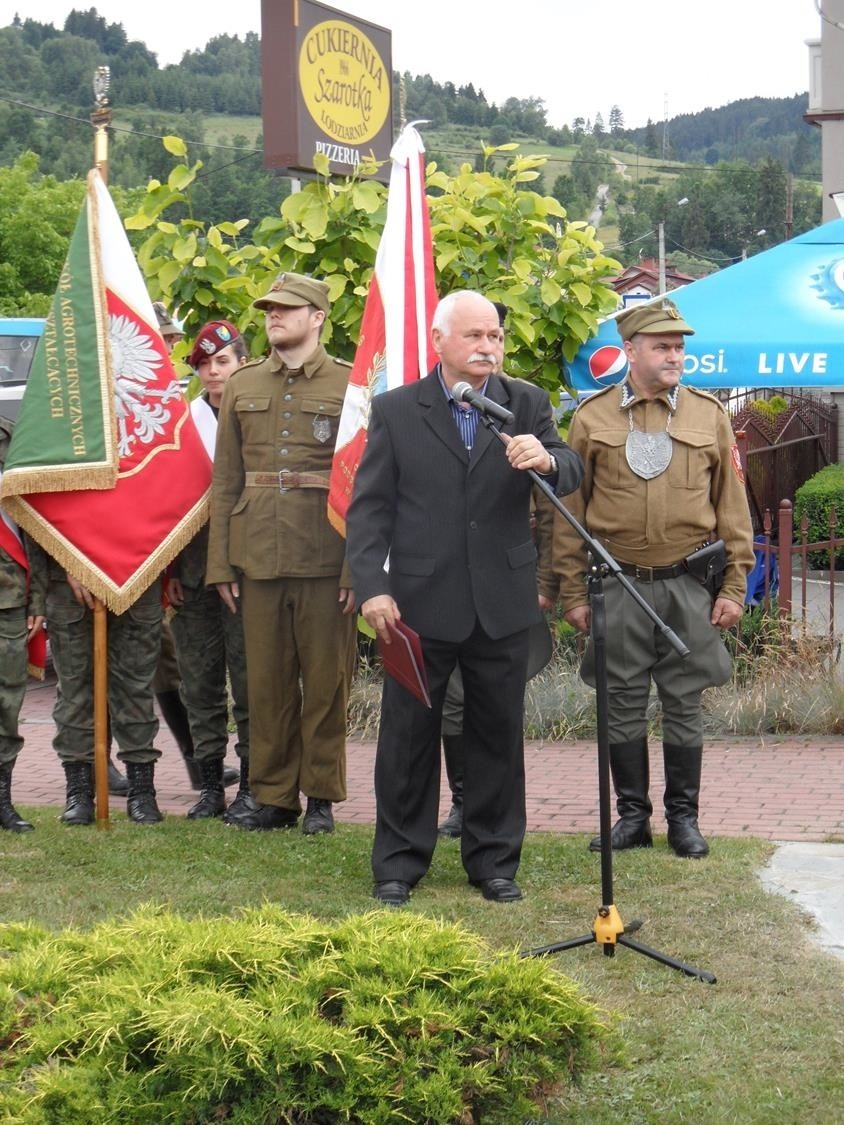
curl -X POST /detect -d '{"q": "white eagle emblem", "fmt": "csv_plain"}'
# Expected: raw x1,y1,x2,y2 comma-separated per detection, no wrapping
109,314,182,457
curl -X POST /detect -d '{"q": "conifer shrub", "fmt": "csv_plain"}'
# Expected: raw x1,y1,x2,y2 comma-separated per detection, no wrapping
0,905,613,1123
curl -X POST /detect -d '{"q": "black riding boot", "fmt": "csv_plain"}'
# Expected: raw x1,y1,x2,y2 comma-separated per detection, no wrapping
437,734,464,838
663,744,709,858
156,690,238,789
59,761,94,826
125,761,163,824
186,757,226,819
222,757,251,823
589,738,653,851
0,761,34,832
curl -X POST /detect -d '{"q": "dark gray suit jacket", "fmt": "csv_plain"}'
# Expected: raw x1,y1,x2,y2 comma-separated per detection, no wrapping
346,368,582,642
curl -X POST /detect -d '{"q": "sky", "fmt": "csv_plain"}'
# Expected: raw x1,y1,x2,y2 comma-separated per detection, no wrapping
0,0,823,130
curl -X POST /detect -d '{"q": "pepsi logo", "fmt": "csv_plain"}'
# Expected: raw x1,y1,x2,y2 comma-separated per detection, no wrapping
588,345,628,383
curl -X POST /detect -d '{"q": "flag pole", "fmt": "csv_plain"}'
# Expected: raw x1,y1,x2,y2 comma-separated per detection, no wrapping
91,66,112,827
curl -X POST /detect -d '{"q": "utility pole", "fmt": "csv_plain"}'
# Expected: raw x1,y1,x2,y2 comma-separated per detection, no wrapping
657,221,666,294
785,173,794,241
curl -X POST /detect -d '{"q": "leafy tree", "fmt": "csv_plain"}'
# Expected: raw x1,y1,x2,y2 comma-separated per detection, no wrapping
63,8,127,54
39,33,101,105
0,26,46,95
126,139,620,395
0,152,139,315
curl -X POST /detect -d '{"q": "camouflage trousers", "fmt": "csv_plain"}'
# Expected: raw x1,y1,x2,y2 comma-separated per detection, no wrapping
169,584,249,762
47,579,162,765
0,605,27,766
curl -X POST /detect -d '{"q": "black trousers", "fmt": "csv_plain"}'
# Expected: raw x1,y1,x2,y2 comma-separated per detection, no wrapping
371,618,530,886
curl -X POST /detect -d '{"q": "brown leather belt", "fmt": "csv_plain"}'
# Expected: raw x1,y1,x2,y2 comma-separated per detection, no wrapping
617,560,687,581
244,470,330,492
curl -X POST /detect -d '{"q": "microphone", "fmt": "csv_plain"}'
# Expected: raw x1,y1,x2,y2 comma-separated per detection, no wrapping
452,381,514,425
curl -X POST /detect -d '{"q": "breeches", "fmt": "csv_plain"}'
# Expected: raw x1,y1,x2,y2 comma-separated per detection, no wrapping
581,573,732,746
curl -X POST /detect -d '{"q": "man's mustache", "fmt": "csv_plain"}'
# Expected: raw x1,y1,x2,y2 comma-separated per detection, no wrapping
467,352,499,367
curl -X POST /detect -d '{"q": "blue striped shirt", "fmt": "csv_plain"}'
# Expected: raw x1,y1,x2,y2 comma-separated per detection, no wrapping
437,366,487,452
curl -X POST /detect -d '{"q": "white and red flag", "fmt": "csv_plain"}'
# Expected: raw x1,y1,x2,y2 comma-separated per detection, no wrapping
0,169,211,612
327,124,438,535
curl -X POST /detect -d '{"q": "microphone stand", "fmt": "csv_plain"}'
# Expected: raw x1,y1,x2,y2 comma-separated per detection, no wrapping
480,412,715,984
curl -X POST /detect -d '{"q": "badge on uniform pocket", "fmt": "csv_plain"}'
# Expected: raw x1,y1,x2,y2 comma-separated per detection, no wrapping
313,415,332,443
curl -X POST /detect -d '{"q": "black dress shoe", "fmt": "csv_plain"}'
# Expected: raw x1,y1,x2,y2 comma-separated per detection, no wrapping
226,794,299,831
471,878,523,903
302,797,334,835
373,880,411,906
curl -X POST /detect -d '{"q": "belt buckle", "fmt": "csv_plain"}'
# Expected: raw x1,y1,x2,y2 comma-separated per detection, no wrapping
634,564,654,581
278,469,291,493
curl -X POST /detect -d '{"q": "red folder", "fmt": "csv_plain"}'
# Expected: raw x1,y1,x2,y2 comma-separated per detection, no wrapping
377,620,431,708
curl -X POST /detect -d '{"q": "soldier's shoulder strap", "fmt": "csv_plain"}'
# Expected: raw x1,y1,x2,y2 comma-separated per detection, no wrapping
573,384,615,413
685,384,725,409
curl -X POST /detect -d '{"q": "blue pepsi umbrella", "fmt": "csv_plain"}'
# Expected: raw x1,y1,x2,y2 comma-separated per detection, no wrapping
567,219,844,392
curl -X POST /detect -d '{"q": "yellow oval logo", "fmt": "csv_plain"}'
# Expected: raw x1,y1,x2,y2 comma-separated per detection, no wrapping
299,20,390,145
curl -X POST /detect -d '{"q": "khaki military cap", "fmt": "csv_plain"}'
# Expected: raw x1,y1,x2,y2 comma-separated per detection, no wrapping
253,272,330,314
616,298,695,341
152,301,183,338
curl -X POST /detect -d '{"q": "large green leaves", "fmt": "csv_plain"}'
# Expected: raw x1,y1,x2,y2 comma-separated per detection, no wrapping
128,139,620,391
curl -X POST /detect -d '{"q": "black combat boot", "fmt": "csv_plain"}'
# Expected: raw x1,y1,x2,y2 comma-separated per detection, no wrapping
663,744,709,858
589,738,653,851
125,761,163,824
0,762,34,832
437,734,464,838
222,757,251,824
59,761,95,826
186,757,226,819
302,797,334,835
156,690,238,789
108,754,129,795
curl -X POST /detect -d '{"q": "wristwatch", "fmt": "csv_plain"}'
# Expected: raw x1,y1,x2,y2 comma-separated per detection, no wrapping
546,453,557,476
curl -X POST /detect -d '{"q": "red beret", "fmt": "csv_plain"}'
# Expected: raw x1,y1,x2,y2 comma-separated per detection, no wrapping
188,320,241,369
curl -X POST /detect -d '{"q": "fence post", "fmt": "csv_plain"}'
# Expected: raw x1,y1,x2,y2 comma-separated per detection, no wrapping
778,499,793,624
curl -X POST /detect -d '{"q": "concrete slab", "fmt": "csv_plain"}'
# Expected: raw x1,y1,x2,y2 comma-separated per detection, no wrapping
760,842,844,961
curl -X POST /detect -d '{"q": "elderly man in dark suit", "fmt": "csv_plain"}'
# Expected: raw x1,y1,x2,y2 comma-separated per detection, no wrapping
346,290,583,906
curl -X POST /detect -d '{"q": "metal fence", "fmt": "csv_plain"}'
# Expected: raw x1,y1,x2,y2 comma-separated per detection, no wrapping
747,500,843,668
730,393,838,533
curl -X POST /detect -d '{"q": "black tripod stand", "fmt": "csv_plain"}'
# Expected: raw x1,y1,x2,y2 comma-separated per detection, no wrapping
481,414,715,984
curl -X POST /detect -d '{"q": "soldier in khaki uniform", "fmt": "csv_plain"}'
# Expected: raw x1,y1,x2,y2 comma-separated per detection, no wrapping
206,273,356,834
553,299,754,858
0,416,46,832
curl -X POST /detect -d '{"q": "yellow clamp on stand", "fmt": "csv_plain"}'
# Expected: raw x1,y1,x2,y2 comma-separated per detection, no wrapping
593,904,625,953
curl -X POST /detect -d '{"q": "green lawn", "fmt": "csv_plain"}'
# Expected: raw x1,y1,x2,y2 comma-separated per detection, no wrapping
2,813,841,1122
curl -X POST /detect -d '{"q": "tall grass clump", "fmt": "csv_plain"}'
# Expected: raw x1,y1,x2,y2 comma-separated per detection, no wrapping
0,905,614,1123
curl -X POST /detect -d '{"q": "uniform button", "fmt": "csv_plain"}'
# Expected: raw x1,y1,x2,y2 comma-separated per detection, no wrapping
283,412,292,419
469,521,478,530
281,430,289,437
287,377,296,384
284,394,292,402
280,449,289,456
